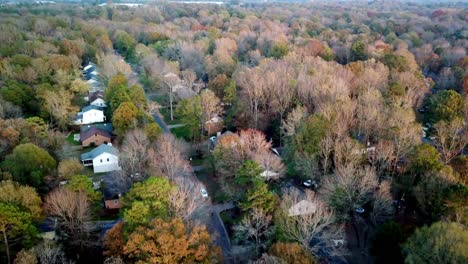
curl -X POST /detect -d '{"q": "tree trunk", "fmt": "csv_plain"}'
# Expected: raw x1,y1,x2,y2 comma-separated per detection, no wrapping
2,230,10,264
169,88,174,121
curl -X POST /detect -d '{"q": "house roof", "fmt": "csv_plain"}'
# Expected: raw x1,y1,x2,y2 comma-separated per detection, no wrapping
288,200,317,217
81,123,113,134
102,171,131,200
89,91,104,102
260,170,279,178
206,115,222,124
81,144,119,161
82,105,103,113
80,127,112,142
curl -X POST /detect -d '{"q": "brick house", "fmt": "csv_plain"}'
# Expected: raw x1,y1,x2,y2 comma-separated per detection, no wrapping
80,127,112,147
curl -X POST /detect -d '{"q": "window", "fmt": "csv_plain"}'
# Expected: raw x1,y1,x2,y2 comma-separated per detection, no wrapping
107,158,109,162
100,159,103,163
113,200,118,205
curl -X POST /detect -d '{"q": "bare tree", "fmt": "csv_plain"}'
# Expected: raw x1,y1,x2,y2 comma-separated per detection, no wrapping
333,137,365,172
277,188,342,256
44,188,91,247
434,118,468,164
97,53,132,82
149,134,190,180
34,240,68,264
235,66,268,128
234,208,273,254
163,72,180,121
252,152,286,180
181,69,197,91
168,176,205,221
121,129,151,177
200,89,223,137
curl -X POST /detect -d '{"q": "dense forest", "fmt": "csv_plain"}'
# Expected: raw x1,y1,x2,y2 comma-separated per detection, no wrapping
0,1,467,264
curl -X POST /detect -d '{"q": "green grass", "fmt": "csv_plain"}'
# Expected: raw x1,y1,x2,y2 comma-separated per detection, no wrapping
66,133,81,146
159,107,181,125
171,126,191,140
151,95,166,105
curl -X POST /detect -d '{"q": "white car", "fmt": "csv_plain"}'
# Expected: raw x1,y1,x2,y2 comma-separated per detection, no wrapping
200,188,208,198
303,179,313,187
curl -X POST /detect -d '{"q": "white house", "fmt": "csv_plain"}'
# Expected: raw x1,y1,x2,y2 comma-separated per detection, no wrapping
90,98,107,108
74,105,106,125
88,91,107,108
81,143,121,173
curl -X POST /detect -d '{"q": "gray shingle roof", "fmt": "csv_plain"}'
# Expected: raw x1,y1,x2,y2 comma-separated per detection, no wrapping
80,123,113,134
81,144,119,161
82,105,103,113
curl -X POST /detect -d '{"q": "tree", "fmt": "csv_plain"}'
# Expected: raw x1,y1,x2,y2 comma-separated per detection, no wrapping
57,159,83,180
0,181,42,264
39,88,77,130
175,95,202,141
240,179,278,215
113,30,136,60
122,177,174,228
129,85,147,110
200,89,223,136
234,208,273,254
105,74,131,112
269,42,289,59
123,218,221,264
1,143,56,187
402,222,468,264
276,189,338,252
168,177,205,221
14,249,36,264
70,79,89,94
98,53,132,81
149,134,189,181
163,73,180,121
103,222,125,257
181,69,196,91
144,123,162,142
407,144,443,175
120,129,150,177
426,90,465,124
434,118,468,164
371,221,404,264
351,39,368,61
235,160,263,186
112,102,139,136
44,188,91,247
269,242,317,264
67,175,101,202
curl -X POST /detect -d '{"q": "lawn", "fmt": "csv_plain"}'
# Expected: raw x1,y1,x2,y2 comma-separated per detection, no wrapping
171,126,191,140
66,132,81,146
159,107,181,125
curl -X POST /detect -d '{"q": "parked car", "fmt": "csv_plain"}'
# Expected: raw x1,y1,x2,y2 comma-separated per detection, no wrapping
303,179,318,189
200,188,208,198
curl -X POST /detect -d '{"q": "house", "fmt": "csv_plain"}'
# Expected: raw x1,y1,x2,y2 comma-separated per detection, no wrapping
260,170,280,180
288,200,317,217
80,123,113,134
80,126,112,147
102,172,131,210
81,143,121,173
204,115,223,135
88,91,107,108
74,105,106,125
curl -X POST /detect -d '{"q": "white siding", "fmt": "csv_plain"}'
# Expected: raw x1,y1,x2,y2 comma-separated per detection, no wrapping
92,152,120,173
90,98,107,108
82,109,105,124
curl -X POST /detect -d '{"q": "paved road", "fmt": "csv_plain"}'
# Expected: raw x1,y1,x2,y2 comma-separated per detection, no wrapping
151,110,170,133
